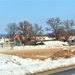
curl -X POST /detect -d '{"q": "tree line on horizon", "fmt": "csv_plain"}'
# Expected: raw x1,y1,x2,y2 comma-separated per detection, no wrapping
5,17,75,42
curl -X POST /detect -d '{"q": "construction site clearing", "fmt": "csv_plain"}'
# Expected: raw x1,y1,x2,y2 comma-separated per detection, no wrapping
0,40,75,75
0,46,75,75
0,46,75,60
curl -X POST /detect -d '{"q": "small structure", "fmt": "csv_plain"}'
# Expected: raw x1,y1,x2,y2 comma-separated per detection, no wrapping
0,37,10,47
68,36,75,45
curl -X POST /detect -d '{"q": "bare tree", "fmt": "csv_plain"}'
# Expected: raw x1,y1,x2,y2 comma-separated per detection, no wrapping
57,26,65,37
5,23,17,37
32,23,43,42
63,19,75,34
46,17,62,39
18,21,33,44
70,29,75,36
33,23,43,37
57,26,70,41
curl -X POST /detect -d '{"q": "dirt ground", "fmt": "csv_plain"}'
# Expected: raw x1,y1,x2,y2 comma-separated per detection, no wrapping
0,48,61,60
0,46,75,60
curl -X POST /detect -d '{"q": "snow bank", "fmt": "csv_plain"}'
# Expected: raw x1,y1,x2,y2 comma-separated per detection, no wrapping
44,41,69,48
0,54,75,75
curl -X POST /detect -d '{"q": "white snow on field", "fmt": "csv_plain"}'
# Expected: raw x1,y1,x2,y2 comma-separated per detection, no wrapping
0,41,69,50
44,41,69,48
0,54,75,75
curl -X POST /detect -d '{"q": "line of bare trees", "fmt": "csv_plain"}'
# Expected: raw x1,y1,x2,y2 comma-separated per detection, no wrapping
5,21,43,45
46,17,75,40
5,17,75,42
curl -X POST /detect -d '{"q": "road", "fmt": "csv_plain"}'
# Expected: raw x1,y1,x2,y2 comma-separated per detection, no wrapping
50,68,75,75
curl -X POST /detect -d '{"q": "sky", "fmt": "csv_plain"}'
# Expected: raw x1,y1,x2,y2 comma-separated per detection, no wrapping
0,0,75,34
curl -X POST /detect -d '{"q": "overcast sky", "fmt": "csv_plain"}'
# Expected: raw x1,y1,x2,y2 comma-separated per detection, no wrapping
0,0,75,34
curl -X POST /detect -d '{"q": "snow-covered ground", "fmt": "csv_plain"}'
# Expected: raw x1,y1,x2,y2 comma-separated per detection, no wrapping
0,41,69,50
44,41,69,48
0,54,75,75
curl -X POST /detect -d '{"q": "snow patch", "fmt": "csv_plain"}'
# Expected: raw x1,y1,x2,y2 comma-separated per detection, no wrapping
0,54,75,75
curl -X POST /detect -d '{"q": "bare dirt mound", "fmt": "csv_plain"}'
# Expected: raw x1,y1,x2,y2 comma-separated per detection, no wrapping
71,50,75,55
51,48,75,60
